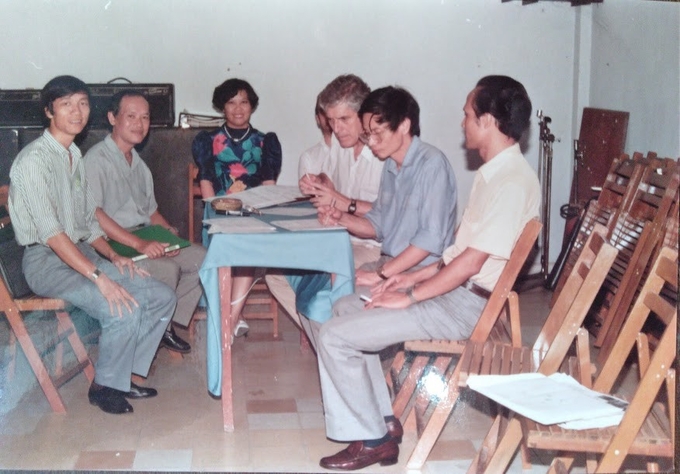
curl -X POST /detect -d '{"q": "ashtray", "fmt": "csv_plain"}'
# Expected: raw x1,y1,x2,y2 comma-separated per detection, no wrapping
211,197,243,215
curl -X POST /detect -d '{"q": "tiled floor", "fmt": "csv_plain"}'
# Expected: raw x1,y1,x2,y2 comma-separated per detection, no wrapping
0,287,671,473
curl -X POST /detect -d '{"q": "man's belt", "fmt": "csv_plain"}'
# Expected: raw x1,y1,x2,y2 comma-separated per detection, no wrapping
461,279,491,300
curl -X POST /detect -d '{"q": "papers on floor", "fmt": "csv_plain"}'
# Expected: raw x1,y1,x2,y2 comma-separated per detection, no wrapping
204,185,306,209
270,219,346,232
467,372,627,429
204,217,276,234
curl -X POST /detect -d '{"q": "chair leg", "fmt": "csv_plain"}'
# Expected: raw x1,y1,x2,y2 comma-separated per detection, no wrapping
386,349,405,397
5,310,67,412
475,416,523,474
55,311,95,382
392,354,430,419
406,374,464,470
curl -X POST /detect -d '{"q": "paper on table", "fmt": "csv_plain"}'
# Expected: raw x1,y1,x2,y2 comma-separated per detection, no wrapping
204,185,306,209
467,372,627,429
271,219,346,232
206,217,276,234
261,206,318,217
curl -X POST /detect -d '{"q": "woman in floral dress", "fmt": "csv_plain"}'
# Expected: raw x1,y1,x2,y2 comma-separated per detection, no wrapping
192,78,282,337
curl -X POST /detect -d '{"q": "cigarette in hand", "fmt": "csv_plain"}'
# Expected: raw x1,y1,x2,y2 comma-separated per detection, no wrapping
359,294,372,303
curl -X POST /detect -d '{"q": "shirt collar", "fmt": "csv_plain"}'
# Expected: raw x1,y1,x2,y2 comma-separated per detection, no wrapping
385,135,420,175
478,143,522,182
42,129,81,160
104,134,139,167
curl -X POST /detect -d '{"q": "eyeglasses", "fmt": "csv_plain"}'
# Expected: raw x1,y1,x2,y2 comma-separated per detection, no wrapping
359,124,391,144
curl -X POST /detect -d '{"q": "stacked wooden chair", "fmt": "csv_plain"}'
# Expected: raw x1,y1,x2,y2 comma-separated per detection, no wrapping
595,161,679,362
470,246,677,473
389,224,617,470
385,218,541,469
0,185,95,412
548,154,678,361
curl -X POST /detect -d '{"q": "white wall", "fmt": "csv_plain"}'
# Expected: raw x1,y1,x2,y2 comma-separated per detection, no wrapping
589,1,680,158
1,0,677,265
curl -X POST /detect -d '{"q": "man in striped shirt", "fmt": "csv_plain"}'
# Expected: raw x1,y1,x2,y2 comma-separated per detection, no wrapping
9,75,176,415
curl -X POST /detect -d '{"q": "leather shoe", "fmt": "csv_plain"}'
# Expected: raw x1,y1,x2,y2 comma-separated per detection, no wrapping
88,383,133,414
386,418,403,444
125,381,158,399
161,326,191,354
319,440,398,471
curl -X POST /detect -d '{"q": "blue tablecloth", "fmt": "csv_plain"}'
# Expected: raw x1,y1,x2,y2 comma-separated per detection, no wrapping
198,208,355,396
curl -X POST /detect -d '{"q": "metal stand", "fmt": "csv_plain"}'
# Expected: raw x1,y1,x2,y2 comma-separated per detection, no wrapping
516,110,556,292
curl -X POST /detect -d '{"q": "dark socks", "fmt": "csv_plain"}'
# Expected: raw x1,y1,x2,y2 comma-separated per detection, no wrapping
364,433,391,448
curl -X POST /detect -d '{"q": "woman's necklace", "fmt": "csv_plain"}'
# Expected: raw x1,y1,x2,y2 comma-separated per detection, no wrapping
224,124,251,143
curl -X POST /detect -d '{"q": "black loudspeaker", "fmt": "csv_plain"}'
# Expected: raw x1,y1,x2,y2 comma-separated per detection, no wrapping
88,83,175,128
0,129,19,185
0,83,175,129
0,90,43,128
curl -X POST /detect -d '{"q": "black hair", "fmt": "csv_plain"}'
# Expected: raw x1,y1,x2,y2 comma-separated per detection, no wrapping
358,86,420,137
473,75,531,141
41,75,90,116
211,78,259,112
108,89,148,116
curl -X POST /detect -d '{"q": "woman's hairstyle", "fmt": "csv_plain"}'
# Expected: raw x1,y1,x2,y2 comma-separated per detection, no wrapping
41,75,90,115
358,86,420,137
473,75,531,141
317,74,370,113
212,78,259,112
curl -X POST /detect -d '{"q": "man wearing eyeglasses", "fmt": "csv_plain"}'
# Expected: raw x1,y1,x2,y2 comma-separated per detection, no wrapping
318,86,458,288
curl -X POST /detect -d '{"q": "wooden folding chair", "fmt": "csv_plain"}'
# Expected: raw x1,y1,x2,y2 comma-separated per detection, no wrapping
0,186,95,413
514,247,677,474
460,224,619,473
590,157,679,349
550,152,646,303
188,162,201,243
385,218,541,469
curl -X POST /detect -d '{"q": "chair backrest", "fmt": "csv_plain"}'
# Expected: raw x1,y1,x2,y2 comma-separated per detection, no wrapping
594,246,677,394
550,153,646,301
188,162,201,243
467,218,542,345
532,223,618,375
0,185,33,300
591,158,679,354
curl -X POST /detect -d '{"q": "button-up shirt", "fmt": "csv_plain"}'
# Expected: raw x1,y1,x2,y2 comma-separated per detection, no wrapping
9,130,105,246
442,144,540,290
84,134,158,229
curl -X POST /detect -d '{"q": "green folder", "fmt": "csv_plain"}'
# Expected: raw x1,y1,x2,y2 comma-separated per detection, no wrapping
108,225,191,259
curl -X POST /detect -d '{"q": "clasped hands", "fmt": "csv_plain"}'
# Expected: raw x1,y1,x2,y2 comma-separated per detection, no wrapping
362,271,417,310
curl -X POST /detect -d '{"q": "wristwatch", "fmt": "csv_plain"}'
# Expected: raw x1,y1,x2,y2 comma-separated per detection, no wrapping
348,199,357,215
91,268,102,281
377,266,389,280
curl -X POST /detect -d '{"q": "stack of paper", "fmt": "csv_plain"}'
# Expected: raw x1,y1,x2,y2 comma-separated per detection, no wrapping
204,217,276,234
467,372,628,429
205,185,306,209
271,219,346,232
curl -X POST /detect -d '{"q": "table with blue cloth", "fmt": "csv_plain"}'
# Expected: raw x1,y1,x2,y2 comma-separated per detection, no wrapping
198,205,355,431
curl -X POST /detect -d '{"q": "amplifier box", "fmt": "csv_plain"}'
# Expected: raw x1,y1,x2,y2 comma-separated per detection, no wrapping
89,83,175,128
0,90,43,128
0,83,175,129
